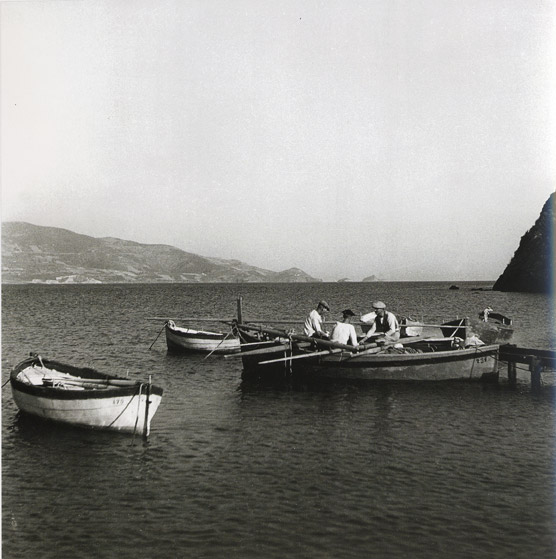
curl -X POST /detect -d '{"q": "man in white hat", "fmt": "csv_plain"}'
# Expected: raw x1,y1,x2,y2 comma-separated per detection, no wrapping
303,300,330,338
359,301,400,344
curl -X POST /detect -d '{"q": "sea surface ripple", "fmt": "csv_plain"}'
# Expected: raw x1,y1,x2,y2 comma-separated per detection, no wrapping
2,282,555,558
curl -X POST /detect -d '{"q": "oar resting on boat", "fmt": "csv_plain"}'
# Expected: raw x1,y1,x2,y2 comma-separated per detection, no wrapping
41,376,143,387
225,341,313,359
237,323,375,352
256,336,456,365
259,348,345,365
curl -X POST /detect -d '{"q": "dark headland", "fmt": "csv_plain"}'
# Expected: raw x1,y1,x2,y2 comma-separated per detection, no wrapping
493,192,554,294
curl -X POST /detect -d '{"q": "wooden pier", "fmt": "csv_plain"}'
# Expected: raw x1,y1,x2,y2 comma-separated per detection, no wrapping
499,345,556,390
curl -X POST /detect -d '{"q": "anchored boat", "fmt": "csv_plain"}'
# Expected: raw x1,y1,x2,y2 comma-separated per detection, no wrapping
9,354,163,435
234,323,500,384
441,312,513,345
165,320,240,354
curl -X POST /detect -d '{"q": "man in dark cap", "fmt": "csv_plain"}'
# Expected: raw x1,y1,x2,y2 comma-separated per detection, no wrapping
303,300,330,338
359,301,399,344
330,309,360,347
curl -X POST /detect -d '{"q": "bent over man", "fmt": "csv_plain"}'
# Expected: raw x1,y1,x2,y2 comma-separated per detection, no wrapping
359,301,400,344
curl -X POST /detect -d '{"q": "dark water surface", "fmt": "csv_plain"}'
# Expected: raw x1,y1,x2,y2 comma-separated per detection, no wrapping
2,282,555,558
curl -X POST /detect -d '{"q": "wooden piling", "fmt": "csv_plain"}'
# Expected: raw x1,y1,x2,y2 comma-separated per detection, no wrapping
508,361,517,387
237,296,243,324
530,357,542,392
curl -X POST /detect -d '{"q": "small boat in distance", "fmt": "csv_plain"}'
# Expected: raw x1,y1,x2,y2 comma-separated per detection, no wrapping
165,320,240,354
10,354,163,436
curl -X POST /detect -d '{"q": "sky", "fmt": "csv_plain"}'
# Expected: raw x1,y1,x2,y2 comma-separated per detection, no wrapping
1,0,555,281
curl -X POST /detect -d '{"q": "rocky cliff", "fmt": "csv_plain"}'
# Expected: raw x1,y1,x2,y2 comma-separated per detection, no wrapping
1,222,321,284
493,192,554,293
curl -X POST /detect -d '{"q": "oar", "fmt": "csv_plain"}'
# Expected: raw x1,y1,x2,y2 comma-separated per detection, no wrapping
225,343,291,359
240,339,283,348
147,316,234,323
343,336,456,359
43,376,140,387
203,330,235,360
225,340,313,359
148,316,475,330
149,321,168,350
236,324,360,352
259,348,346,365
446,318,466,338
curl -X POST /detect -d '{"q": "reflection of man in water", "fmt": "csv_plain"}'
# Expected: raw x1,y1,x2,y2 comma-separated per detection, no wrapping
331,309,359,347
359,301,400,344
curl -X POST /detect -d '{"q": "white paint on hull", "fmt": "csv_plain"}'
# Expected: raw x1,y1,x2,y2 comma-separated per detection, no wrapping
12,388,162,434
165,324,240,353
312,346,499,381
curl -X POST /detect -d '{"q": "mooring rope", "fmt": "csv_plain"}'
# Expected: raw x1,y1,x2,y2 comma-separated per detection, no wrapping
108,382,143,430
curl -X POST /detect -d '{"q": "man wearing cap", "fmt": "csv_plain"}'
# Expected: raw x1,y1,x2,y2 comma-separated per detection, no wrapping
359,301,400,344
303,300,330,338
331,309,360,347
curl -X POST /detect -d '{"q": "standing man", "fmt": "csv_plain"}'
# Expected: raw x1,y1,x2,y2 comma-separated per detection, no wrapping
304,300,330,338
359,301,400,343
331,309,360,347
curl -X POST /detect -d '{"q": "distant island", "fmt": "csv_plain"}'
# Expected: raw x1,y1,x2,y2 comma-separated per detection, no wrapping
1,222,322,284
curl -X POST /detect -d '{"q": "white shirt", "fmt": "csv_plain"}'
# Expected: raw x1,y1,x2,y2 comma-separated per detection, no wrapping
304,309,324,336
330,322,358,346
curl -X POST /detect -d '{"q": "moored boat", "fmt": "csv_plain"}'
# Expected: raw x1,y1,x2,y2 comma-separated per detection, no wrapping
10,354,163,435
441,312,513,345
165,320,240,354
235,324,500,384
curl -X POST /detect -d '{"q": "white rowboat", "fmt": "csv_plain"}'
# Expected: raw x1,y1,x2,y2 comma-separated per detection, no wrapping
10,354,163,436
165,320,240,354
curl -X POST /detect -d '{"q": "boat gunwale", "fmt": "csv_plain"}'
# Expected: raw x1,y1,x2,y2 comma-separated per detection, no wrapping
318,344,499,368
10,357,163,400
165,322,238,341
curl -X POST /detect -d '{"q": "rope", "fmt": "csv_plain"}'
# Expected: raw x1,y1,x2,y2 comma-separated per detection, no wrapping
288,339,293,376
149,321,168,350
108,382,143,429
131,383,144,443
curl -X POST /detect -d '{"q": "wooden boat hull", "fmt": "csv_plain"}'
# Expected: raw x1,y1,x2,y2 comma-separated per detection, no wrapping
307,346,499,382
10,356,163,435
237,328,499,383
165,321,240,354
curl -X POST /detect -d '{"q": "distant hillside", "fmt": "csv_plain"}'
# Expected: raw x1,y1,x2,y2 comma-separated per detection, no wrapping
1,222,321,284
493,192,554,293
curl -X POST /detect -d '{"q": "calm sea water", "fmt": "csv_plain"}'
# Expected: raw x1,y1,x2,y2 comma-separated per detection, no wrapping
2,282,555,559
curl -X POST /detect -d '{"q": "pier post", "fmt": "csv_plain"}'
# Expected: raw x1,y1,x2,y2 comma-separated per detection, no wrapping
237,296,243,324
508,361,517,387
530,357,542,392
143,376,152,440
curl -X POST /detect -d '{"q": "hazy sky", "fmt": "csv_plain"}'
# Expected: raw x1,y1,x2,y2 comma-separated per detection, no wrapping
2,0,555,281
